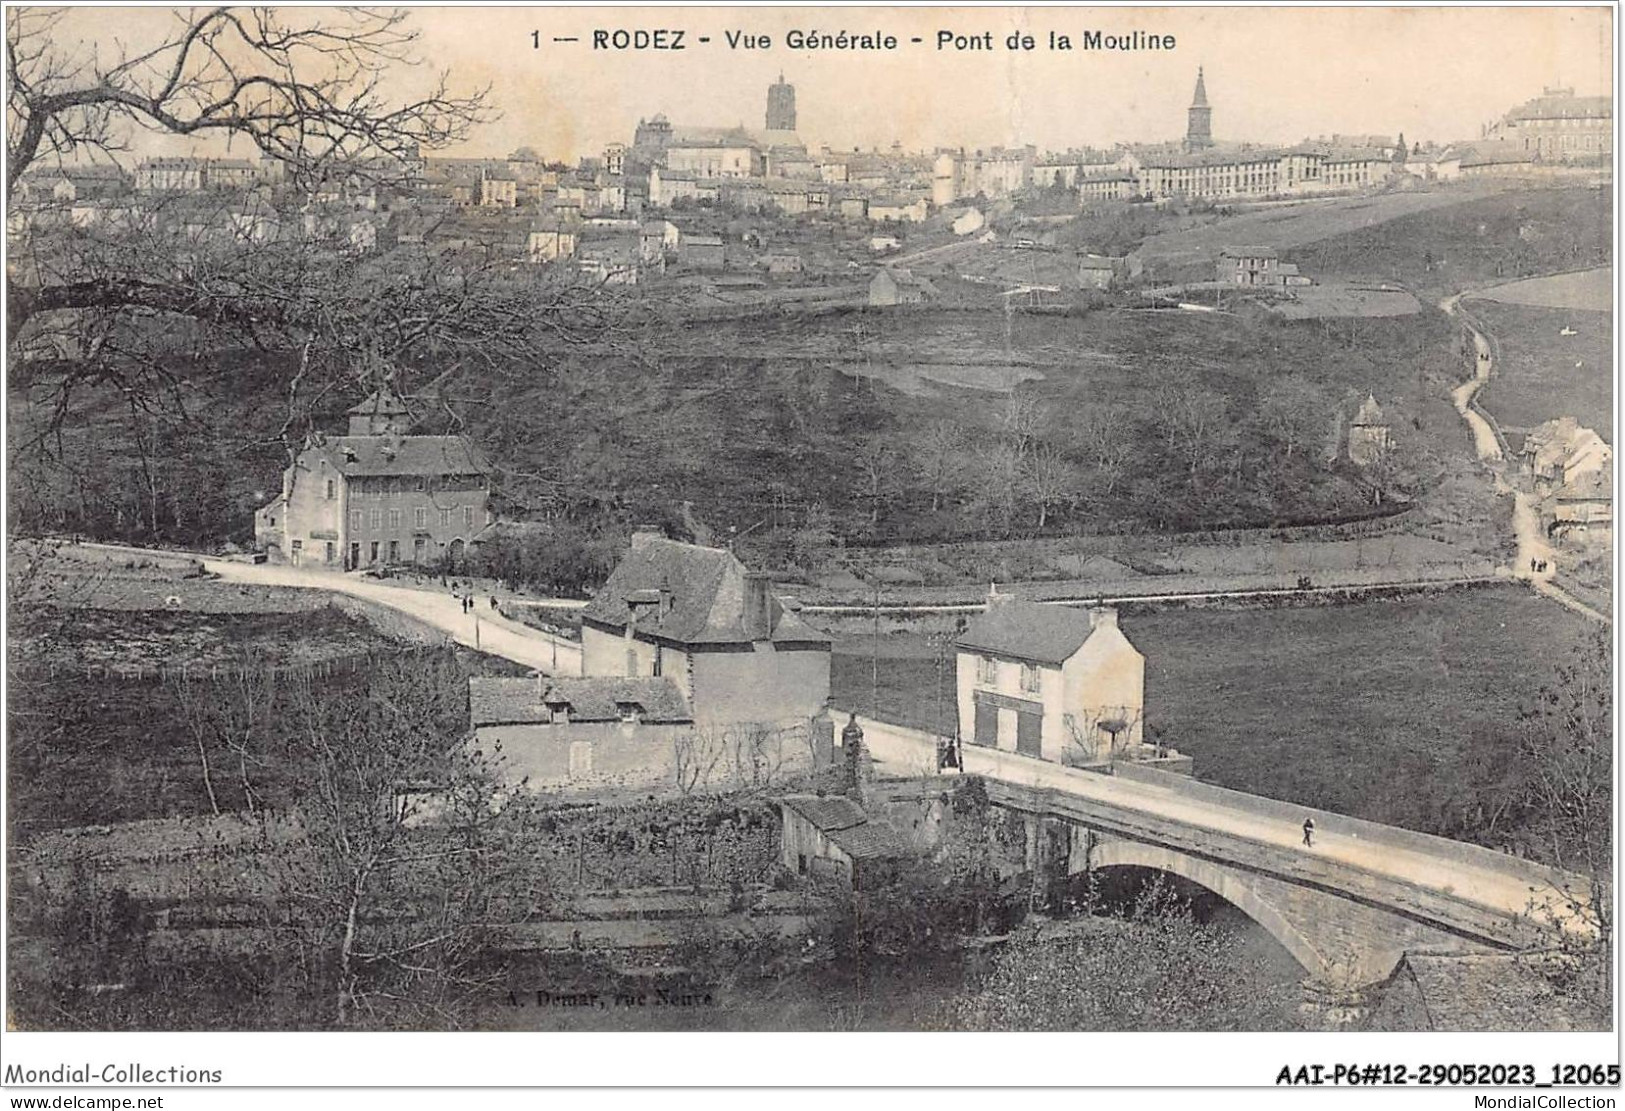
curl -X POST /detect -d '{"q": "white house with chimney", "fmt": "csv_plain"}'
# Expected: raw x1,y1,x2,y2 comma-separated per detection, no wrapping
954,590,1145,766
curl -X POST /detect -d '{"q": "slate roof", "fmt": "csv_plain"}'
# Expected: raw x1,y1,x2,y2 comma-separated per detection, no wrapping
469,676,692,726
584,537,832,647
1558,469,1613,502
308,435,487,478
1508,94,1613,122
1386,952,1602,1032
1458,141,1536,167
955,599,1098,666
780,795,909,860
347,390,411,417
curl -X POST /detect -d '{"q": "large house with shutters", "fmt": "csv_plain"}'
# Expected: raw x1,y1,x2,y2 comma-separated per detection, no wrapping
580,528,832,728
954,591,1145,766
254,390,491,570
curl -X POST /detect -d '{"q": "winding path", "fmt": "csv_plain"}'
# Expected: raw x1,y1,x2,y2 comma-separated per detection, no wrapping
1440,294,1605,622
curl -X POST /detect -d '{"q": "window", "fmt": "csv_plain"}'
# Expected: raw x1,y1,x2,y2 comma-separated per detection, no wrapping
369,509,381,529
439,507,452,527
1020,663,1042,694
626,648,638,677
369,541,379,563
350,509,362,530
464,506,475,526
977,655,997,684
325,479,336,500
387,508,401,529
414,507,428,528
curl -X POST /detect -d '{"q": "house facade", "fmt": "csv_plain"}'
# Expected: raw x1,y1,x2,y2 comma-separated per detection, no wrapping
580,529,832,728
470,674,694,795
955,593,1145,765
1521,418,1612,491
868,268,933,306
1217,246,1282,286
254,390,491,569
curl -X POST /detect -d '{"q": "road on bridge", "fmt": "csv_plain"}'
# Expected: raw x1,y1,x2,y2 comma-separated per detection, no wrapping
202,557,583,675
848,714,1585,935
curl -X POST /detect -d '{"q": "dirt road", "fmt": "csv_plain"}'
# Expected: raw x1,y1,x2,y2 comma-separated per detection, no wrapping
202,557,583,674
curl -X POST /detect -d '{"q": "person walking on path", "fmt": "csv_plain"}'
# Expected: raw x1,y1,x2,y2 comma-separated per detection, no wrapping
1302,817,1315,848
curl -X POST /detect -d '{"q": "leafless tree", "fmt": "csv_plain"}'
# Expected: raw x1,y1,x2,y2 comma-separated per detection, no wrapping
1075,404,1133,496
910,420,967,513
1022,442,1078,530
169,653,278,817
851,436,895,526
1257,378,1324,464
7,7,489,201
969,439,1025,536
998,392,1043,455
1512,632,1612,1022
673,728,727,797
268,652,542,1027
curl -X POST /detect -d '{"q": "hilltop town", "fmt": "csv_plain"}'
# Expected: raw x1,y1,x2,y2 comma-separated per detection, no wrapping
5,8,1614,1049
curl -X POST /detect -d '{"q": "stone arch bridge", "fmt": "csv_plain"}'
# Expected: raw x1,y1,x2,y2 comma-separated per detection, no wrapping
851,714,1592,989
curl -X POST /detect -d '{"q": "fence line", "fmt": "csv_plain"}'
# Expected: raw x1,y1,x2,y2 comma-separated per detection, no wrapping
10,643,445,687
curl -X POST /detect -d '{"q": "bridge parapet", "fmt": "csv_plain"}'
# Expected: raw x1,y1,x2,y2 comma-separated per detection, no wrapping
1107,763,1589,917
981,779,1573,955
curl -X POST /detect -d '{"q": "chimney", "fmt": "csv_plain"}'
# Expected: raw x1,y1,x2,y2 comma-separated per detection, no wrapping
743,571,774,640
630,524,664,550
1089,606,1119,631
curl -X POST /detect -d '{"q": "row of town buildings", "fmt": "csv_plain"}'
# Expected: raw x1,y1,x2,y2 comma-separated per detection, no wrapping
13,74,1608,289
934,74,1612,206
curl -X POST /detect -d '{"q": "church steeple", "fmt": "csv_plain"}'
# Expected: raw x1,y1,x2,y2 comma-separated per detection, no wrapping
1184,67,1214,151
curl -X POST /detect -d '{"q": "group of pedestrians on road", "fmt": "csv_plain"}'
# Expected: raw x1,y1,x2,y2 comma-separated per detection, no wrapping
458,593,501,615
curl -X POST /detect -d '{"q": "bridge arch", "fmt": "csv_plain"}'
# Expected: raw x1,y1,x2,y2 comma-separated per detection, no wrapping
1084,839,1323,979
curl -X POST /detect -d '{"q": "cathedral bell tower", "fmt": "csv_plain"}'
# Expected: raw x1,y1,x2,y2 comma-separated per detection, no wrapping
1184,67,1214,152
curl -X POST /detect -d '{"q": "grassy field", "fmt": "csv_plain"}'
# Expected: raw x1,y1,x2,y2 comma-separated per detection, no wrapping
831,585,1600,850
1475,267,1612,312
1291,187,1612,300
1133,188,1510,275
1466,295,1612,444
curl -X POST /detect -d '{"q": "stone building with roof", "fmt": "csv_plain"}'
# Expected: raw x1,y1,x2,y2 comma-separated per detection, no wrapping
955,591,1145,765
1486,87,1613,164
778,793,909,888
1347,393,1393,466
581,528,832,728
469,673,695,795
253,389,490,570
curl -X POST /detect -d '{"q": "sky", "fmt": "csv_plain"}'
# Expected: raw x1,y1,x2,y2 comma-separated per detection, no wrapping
29,5,1617,163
